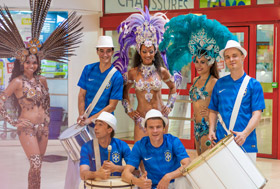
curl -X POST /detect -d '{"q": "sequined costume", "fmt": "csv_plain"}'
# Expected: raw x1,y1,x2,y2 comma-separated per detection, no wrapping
189,75,211,102
194,118,209,142
189,75,211,144
0,75,50,138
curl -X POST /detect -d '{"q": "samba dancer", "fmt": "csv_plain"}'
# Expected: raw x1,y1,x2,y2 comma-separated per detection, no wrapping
80,112,130,181
160,14,235,155
0,1,83,188
64,36,124,189
113,7,177,142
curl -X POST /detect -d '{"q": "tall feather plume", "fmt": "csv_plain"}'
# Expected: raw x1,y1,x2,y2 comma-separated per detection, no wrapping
30,0,52,40
40,11,83,62
0,6,25,58
113,6,168,74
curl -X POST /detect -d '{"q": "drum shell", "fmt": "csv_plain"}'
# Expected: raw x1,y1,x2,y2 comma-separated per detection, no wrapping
59,125,93,161
81,176,135,189
183,135,267,189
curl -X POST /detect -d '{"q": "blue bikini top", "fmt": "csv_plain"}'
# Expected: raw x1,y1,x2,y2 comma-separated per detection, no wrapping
189,74,211,102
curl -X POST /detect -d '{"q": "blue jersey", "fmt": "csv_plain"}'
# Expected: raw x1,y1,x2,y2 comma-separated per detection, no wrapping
80,138,131,176
77,62,123,117
209,73,265,152
127,134,189,188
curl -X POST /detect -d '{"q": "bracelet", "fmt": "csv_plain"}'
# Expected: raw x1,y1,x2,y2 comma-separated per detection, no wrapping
166,93,177,110
122,99,133,113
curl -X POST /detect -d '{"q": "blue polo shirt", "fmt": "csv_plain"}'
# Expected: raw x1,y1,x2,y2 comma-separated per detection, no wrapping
127,134,189,188
208,73,265,152
80,138,131,176
77,62,123,118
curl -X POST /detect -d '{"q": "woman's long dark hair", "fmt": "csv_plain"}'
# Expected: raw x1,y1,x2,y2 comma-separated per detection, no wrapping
196,50,219,79
133,45,166,78
9,55,41,115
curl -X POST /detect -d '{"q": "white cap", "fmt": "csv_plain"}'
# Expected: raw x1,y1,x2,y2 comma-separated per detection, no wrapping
219,40,247,60
96,36,114,48
142,109,168,127
93,112,117,131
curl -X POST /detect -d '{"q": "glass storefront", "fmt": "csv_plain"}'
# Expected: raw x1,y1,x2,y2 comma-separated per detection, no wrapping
200,0,251,8
256,99,273,154
255,24,274,155
256,24,274,93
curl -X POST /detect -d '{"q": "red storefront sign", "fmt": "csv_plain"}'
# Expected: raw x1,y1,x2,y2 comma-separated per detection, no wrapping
7,62,14,74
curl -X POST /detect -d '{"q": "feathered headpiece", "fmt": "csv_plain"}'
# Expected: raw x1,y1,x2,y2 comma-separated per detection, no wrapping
113,6,168,74
159,14,237,73
0,0,83,63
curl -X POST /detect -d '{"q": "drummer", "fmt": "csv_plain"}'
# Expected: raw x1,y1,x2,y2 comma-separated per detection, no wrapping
64,36,124,189
208,40,265,163
122,109,192,189
80,111,131,180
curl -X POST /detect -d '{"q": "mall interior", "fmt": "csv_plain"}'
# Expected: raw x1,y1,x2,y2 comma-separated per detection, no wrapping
0,0,280,188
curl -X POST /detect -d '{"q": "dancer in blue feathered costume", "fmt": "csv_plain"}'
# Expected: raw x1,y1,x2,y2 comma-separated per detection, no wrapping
160,14,237,155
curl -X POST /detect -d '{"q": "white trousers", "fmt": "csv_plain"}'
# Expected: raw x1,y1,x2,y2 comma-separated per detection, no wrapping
246,152,257,164
168,176,193,189
64,159,81,189
64,127,95,189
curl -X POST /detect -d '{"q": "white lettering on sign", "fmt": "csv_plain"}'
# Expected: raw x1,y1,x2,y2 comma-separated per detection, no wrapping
149,0,194,11
105,0,144,13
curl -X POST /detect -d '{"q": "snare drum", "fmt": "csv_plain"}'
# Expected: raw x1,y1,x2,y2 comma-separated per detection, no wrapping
80,176,135,189
59,124,93,161
183,135,267,189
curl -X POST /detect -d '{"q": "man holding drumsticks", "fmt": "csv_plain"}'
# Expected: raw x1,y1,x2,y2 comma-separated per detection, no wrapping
80,111,131,180
122,109,192,189
208,40,265,163
64,36,124,189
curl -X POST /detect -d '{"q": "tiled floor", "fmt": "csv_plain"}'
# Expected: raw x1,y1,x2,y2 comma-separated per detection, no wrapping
0,140,279,189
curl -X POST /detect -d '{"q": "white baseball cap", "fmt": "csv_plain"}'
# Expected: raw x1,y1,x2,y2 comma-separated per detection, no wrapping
219,40,247,60
142,109,169,127
96,36,114,48
92,111,117,131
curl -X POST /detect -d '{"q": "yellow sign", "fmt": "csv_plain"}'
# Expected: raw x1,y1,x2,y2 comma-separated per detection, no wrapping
22,18,31,25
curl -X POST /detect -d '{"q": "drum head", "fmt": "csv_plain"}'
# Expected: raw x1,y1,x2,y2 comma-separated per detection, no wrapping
85,176,133,188
59,124,86,139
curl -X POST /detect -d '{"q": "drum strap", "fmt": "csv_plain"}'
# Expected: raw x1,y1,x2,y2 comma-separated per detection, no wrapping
83,67,117,118
230,75,251,131
219,75,251,133
93,139,101,170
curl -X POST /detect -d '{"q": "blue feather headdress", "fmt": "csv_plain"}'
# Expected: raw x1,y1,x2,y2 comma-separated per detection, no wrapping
113,6,169,75
159,14,237,73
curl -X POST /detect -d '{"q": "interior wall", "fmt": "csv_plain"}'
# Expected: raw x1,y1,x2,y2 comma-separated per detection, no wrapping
68,13,102,125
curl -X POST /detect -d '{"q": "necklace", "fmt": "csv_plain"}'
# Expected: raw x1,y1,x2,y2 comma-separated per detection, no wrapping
139,64,157,102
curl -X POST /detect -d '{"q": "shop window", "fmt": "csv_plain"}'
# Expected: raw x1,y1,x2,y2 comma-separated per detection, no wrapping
149,0,194,11
257,0,274,4
256,24,274,93
104,0,144,13
200,0,251,8
256,99,273,155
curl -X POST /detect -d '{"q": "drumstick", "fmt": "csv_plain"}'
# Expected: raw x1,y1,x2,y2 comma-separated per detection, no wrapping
107,145,112,162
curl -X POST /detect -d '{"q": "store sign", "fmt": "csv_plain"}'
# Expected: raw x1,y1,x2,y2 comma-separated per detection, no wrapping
149,0,194,10
200,0,250,8
105,0,144,13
